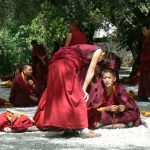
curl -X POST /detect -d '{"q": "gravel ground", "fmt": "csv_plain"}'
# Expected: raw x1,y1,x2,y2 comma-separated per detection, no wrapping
0,68,150,150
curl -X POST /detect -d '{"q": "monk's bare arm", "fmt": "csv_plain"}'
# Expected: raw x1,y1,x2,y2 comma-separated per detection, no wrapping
83,49,103,92
64,33,72,46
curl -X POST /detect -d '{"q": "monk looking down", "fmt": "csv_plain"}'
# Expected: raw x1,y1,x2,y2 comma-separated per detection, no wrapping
9,65,40,107
31,40,48,91
88,68,142,129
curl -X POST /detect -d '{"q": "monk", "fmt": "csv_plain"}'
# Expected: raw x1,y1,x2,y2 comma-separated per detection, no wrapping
138,25,150,101
9,65,40,107
88,68,142,129
33,44,106,138
64,19,88,46
31,40,48,91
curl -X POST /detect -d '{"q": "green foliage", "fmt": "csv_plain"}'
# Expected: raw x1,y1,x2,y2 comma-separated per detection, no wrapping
29,1,67,53
54,0,104,43
0,0,150,75
0,28,19,75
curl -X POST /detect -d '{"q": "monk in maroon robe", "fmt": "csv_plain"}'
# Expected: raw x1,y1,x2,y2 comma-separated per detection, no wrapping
88,68,141,129
138,26,150,100
31,40,48,91
33,44,105,137
65,19,88,46
9,65,40,107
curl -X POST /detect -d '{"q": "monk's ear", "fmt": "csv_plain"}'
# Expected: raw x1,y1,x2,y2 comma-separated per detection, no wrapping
113,76,117,82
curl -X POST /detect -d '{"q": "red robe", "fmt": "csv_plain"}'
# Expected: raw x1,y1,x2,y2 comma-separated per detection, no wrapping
32,44,48,90
69,28,88,46
0,112,33,132
138,37,150,98
33,44,100,130
9,74,40,107
88,80,141,128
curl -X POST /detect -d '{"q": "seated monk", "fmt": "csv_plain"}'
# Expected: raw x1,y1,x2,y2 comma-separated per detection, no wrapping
87,68,142,129
9,65,40,107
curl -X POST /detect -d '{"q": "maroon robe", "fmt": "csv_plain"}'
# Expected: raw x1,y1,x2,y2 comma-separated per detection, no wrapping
69,28,88,46
88,80,141,128
33,44,100,130
9,74,40,107
0,111,33,132
32,44,48,90
138,37,150,98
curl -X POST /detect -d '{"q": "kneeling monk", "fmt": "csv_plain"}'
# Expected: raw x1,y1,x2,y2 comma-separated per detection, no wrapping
9,65,40,107
88,68,142,129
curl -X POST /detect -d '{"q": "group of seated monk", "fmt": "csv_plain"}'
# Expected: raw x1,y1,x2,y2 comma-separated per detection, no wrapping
0,68,142,133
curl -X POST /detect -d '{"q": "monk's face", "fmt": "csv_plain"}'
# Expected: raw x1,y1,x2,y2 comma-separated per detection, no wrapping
24,66,33,76
142,27,150,37
102,72,116,88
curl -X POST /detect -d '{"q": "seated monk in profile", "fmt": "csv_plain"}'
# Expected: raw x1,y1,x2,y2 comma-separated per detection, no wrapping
9,65,40,107
88,68,142,129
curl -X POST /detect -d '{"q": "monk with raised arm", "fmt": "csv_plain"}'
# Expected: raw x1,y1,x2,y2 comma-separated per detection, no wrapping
88,68,142,129
9,65,40,107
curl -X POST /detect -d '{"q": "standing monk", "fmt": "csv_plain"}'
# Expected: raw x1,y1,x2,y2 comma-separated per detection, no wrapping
33,44,106,138
9,65,40,107
138,26,150,101
64,19,88,46
31,40,48,91
88,68,141,129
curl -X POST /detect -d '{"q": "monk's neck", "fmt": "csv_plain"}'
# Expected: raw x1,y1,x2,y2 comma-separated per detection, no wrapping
105,86,113,97
21,72,30,81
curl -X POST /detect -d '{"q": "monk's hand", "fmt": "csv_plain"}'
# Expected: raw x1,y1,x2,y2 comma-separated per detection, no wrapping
29,80,35,88
99,52,106,62
83,90,89,102
108,105,119,112
29,95,38,103
118,105,126,112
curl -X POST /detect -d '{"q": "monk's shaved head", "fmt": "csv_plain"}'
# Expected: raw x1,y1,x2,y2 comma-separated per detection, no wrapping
102,68,116,77
22,65,32,71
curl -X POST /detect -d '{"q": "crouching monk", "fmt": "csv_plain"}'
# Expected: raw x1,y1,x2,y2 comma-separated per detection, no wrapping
88,68,142,129
9,65,40,107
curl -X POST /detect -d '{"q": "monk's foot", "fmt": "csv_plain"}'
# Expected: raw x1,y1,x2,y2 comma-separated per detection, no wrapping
62,129,79,137
126,122,134,128
79,130,101,138
27,126,39,132
95,122,102,129
3,127,13,133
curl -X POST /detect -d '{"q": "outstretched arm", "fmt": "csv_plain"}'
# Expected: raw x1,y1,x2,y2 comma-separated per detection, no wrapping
83,49,105,93
65,33,72,46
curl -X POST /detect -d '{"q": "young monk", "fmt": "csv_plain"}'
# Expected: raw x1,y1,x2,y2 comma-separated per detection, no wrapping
9,65,40,107
88,68,142,129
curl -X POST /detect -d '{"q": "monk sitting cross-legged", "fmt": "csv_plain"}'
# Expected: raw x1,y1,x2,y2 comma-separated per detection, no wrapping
87,68,142,129
9,65,40,107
